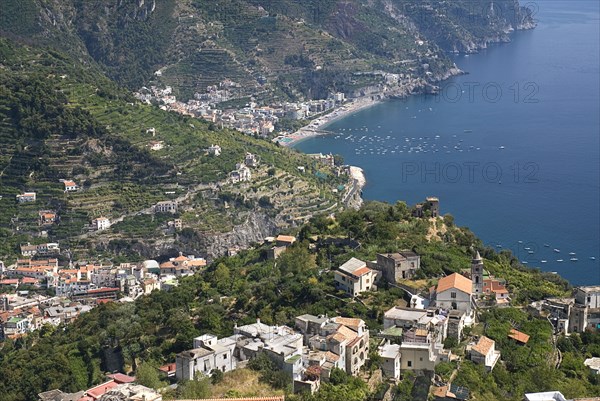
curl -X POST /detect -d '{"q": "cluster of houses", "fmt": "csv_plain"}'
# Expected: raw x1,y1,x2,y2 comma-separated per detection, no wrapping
529,285,600,334
134,82,347,138
0,291,93,341
0,254,206,341
175,314,369,394
230,153,259,183
15,181,79,204
38,373,162,401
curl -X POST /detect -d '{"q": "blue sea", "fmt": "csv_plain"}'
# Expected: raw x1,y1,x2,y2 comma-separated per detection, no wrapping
295,0,600,285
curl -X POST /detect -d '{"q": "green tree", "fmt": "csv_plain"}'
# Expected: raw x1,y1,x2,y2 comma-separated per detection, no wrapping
136,362,163,389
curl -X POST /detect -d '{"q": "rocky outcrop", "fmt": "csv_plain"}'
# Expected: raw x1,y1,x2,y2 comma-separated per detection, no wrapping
195,212,278,259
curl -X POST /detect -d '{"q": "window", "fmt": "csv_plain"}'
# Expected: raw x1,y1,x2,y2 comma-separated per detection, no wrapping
407,361,412,367
420,357,423,361
451,292,457,299
223,354,227,360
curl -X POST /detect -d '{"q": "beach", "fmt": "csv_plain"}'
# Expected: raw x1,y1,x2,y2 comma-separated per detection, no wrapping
274,96,383,147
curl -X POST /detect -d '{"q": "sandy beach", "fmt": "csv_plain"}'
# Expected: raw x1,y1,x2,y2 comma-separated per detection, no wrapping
274,96,383,147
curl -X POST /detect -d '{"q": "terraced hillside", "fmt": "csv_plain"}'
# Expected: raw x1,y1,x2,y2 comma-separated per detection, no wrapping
0,0,535,100
0,38,346,261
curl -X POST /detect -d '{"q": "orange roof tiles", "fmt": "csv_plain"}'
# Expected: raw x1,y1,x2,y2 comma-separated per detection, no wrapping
276,235,296,243
107,373,135,383
336,325,358,341
484,279,509,294
433,385,448,398
327,332,347,343
175,395,285,401
436,273,472,295
159,363,176,373
508,329,530,344
352,266,373,277
472,336,495,356
325,351,340,362
334,317,363,330
85,380,119,398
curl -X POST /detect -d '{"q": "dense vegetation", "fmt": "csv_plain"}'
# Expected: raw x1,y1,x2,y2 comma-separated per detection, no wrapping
0,0,533,100
0,37,344,263
0,202,588,401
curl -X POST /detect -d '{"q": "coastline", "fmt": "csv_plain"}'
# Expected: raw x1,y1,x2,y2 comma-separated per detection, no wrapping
345,165,367,210
275,66,465,148
274,96,383,147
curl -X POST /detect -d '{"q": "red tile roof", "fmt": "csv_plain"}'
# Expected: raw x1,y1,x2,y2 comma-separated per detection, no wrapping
87,287,119,294
276,235,296,243
159,363,176,373
173,397,285,401
351,266,373,277
107,373,135,384
85,380,118,399
472,336,495,356
508,328,530,344
436,273,472,295
483,279,509,294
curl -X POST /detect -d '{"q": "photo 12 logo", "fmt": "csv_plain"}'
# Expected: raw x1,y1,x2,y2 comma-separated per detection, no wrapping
401,161,540,184
433,82,540,104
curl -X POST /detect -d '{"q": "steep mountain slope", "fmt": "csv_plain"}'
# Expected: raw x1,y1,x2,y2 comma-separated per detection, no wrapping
0,0,535,100
0,38,345,262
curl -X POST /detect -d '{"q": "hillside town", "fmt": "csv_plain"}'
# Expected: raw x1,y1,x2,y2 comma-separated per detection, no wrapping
133,69,435,145
3,215,599,401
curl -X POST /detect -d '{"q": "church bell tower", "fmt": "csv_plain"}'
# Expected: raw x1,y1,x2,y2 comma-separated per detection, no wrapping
471,251,484,296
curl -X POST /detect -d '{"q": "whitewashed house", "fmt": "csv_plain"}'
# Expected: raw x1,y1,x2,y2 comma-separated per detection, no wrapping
334,257,378,297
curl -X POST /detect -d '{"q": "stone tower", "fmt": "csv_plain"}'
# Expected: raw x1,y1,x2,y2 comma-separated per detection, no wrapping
471,251,484,296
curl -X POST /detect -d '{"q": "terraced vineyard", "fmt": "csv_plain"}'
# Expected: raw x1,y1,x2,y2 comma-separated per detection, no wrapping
0,39,347,261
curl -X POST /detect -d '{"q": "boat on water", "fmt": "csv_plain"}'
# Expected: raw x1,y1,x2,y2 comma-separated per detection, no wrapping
557,259,564,262
499,146,505,149
464,129,473,133
591,257,596,260
496,244,502,248
544,244,550,247
569,252,576,256
554,249,560,253
570,258,578,262
521,261,528,264
528,251,534,254
524,247,531,250
518,240,523,244
541,260,547,263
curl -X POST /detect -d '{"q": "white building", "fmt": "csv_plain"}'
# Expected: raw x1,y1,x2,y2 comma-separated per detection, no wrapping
207,144,222,156
334,257,378,297
149,141,164,151
62,180,79,192
231,163,252,183
584,357,600,374
154,201,177,214
431,273,473,314
93,217,111,231
244,152,259,167
176,334,236,380
575,286,600,309
16,192,36,203
378,342,401,380
524,392,568,401
469,336,500,371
